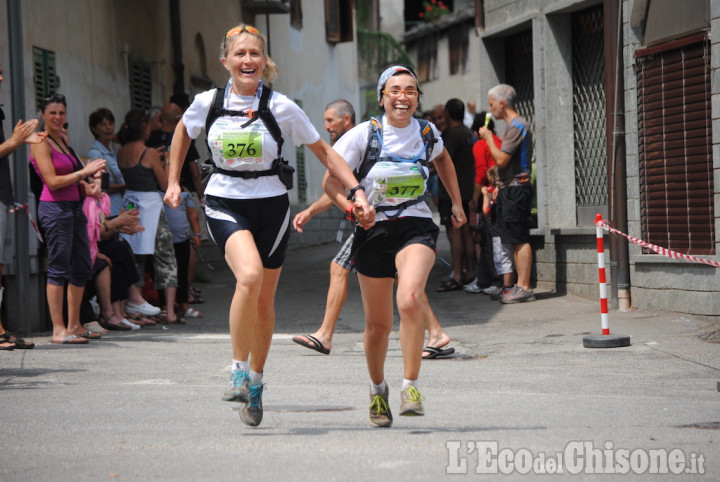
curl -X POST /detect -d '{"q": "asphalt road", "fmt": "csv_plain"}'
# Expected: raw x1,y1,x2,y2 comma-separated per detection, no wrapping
1,235,719,481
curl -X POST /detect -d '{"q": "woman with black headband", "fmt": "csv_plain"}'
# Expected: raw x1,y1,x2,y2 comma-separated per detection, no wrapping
324,66,466,427
164,24,372,427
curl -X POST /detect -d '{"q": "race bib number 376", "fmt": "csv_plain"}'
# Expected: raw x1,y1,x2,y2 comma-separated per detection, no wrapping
222,132,263,164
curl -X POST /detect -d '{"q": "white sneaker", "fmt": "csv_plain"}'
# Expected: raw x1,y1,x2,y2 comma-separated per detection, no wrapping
125,301,161,316
464,280,482,293
483,285,503,295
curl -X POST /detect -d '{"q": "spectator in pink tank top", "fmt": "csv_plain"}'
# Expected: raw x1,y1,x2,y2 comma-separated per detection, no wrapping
29,93,106,345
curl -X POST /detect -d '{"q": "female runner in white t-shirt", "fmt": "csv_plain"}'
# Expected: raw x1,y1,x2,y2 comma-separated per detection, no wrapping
164,24,373,427
325,66,466,427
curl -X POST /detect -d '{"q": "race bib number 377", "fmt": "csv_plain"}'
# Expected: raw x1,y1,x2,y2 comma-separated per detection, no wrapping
222,132,263,164
372,172,425,206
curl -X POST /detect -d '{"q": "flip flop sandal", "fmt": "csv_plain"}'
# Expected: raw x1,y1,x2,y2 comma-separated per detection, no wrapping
422,346,455,359
128,314,156,326
292,335,331,355
50,334,88,345
83,322,109,335
0,332,35,349
436,279,463,292
76,331,102,340
159,311,186,325
98,316,131,331
188,295,204,304
184,308,203,318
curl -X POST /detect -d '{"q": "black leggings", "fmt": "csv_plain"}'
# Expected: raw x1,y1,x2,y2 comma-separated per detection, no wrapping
97,238,141,302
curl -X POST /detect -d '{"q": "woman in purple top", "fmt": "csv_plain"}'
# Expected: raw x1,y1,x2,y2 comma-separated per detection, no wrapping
30,93,106,345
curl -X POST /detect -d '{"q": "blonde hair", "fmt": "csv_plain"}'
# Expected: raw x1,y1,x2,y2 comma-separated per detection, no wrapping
221,24,279,83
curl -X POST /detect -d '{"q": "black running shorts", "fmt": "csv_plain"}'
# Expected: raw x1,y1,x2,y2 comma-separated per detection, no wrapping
351,217,439,278
205,194,290,269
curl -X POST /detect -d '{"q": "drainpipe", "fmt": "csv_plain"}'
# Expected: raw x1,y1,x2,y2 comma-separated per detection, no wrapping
169,0,184,97
7,0,34,332
604,0,631,311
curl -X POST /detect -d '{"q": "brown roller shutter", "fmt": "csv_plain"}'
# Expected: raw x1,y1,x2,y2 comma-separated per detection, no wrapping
636,33,714,255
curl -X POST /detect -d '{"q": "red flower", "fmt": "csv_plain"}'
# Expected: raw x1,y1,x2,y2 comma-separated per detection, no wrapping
419,12,424,18
431,0,437,4
426,5,432,11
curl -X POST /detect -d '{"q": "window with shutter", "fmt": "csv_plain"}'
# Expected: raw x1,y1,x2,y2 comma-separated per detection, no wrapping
448,23,470,76
414,34,438,83
290,0,302,29
128,57,152,111
636,34,714,255
325,0,353,44
32,46,60,112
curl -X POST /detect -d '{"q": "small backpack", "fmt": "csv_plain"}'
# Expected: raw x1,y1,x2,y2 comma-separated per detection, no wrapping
354,116,437,218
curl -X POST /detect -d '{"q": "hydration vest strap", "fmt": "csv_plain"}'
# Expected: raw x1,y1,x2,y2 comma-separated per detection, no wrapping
375,194,427,220
205,85,286,179
212,165,279,178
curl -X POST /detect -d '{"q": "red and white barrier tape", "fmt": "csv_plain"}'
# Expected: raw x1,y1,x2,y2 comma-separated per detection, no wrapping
595,219,720,268
7,203,44,243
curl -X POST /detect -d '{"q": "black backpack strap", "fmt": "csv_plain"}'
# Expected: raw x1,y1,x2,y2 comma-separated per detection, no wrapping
255,85,283,158
354,116,382,182
205,87,225,155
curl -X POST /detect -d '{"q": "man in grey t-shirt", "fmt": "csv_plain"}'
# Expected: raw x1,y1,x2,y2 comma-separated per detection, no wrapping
479,84,535,304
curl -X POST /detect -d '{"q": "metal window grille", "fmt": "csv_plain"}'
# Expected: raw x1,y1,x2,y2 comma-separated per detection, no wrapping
32,46,60,112
128,57,152,111
572,5,608,216
505,30,535,157
636,36,714,255
294,99,307,203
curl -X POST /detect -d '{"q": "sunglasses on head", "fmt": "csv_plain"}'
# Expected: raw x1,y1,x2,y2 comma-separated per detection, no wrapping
225,25,261,38
44,93,66,104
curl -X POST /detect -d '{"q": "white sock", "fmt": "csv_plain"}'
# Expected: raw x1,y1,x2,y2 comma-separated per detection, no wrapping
402,378,417,390
370,380,387,395
232,360,249,372
249,369,263,386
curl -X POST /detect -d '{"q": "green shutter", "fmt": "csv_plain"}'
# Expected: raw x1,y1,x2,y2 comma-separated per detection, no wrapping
129,57,152,110
32,46,60,112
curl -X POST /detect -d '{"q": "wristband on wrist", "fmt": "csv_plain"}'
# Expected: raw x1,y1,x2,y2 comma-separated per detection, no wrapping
75,172,83,184
193,233,201,236
347,184,365,201
344,204,355,222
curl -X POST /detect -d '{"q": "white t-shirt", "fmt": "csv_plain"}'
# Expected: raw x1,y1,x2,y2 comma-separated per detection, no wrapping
333,116,444,222
183,86,320,199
